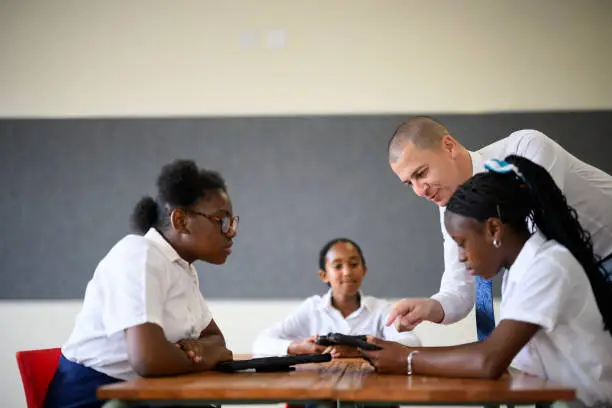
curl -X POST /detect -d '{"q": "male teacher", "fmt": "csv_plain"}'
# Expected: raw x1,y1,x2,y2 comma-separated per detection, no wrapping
384,116,612,340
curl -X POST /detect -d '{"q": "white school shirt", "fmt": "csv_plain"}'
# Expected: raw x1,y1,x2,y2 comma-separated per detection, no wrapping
432,129,612,324
252,290,421,356
500,231,612,407
62,228,213,380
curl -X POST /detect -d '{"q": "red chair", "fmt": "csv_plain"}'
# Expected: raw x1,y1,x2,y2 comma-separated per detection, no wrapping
16,348,62,408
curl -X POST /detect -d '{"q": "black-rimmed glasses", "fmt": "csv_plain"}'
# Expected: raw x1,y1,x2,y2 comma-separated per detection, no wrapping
189,210,239,237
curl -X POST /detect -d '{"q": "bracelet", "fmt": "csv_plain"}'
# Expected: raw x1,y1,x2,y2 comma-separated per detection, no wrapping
406,350,420,376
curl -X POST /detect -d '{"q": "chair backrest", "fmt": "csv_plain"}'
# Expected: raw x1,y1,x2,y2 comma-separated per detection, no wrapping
16,348,61,408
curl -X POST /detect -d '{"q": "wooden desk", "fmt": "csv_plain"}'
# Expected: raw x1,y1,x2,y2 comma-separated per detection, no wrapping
98,358,575,407
334,360,575,405
98,359,343,405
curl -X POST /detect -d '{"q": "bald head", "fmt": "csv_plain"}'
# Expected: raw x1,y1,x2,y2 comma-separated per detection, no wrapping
388,116,451,163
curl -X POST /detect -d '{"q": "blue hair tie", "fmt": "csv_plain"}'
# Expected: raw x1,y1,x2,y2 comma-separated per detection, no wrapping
484,158,530,188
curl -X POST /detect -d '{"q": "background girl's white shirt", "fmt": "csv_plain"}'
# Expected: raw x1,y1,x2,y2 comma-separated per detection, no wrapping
62,228,213,380
252,289,421,356
432,129,612,324
501,231,612,406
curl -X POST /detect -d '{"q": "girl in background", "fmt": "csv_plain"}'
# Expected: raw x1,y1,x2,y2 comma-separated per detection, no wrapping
253,238,420,358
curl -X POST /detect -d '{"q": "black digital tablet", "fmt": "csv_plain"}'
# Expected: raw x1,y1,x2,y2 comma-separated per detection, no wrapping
315,333,382,350
215,353,332,372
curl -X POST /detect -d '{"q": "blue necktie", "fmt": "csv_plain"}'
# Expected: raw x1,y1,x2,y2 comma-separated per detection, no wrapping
475,276,495,341
599,254,612,280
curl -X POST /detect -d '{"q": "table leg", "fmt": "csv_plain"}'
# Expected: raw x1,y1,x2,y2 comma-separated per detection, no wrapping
102,401,131,408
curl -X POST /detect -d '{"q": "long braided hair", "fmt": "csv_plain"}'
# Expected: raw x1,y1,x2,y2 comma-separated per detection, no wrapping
446,154,612,337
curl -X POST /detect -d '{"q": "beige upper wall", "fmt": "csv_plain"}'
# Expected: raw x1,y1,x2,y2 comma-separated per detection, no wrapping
1,0,611,117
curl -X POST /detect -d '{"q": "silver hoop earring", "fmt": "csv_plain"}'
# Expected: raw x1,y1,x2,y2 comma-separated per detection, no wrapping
493,239,501,248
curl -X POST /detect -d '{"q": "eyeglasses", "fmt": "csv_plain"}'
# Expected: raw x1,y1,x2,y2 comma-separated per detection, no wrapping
189,210,239,237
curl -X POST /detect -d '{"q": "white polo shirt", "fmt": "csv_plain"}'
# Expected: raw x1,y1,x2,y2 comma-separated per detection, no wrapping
252,290,421,356
501,231,612,406
62,228,213,380
433,129,612,324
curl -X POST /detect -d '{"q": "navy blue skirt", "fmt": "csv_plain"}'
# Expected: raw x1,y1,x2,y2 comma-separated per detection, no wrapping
44,354,122,408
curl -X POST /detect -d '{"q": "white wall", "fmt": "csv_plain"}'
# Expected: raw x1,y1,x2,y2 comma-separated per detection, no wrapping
1,300,499,407
1,0,611,118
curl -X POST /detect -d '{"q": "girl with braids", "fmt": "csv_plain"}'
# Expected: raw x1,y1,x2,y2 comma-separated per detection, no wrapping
362,155,612,407
45,159,239,408
253,238,420,359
